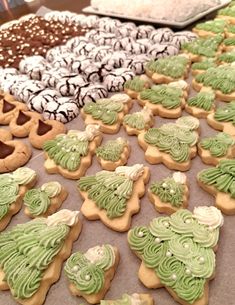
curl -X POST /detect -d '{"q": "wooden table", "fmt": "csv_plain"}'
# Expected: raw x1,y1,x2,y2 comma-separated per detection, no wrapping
0,0,89,23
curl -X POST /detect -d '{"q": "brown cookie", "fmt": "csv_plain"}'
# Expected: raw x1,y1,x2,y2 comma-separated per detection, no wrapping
0,128,12,141
28,119,66,149
0,99,28,125
0,140,32,173
9,110,42,137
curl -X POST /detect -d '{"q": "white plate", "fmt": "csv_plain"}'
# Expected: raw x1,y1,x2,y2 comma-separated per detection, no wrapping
83,0,231,29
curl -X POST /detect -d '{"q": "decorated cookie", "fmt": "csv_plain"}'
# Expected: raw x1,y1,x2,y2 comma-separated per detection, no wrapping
43,125,102,180
64,244,119,304
221,37,235,52
81,94,132,134
181,35,223,62
145,55,190,83
77,164,150,231
123,107,154,135
100,293,154,305
193,19,226,38
138,116,199,171
0,99,28,125
191,59,217,76
103,68,135,92
0,209,82,305
218,50,235,64
0,129,12,141
218,5,235,24
198,132,235,166
128,206,223,305
28,119,66,149
0,167,36,231
24,181,68,218
75,84,108,108
0,139,32,173
138,84,186,118
185,90,215,118
207,102,235,136
198,159,235,215
9,110,42,137
225,24,235,38
96,137,130,170
124,76,151,99
193,65,235,102
148,172,189,215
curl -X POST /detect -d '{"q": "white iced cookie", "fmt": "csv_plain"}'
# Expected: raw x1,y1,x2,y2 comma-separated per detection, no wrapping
193,206,224,229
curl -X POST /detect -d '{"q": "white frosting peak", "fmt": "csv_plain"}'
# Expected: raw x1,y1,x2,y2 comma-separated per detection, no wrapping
169,80,188,90
84,245,106,263
115,164,144,181
140,106,153,123
193,206,224,229
116,137,128,146
110,93,130,104
172,172,187,184
46,209,79,227
131,294,147,305
68,124,100,141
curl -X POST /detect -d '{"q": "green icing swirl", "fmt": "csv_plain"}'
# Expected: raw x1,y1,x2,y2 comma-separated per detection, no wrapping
11,168,36,185
140,85,182,109
145,55,189,78
195,66,235,94
124,77,146,92
187,91,215,111
227,24,235,34
219,6,235,17
128,209,219,304
43,133,89,171
214,101,235,124
123,112,147,130
219,51,235,63
0,175,19,220
150,177,185,207
64,245,115,295
182,35,223,57
0,218,69,299
198,159,235,198
144,123,198,163
78,170,134,219
24,189,50,217
100,294,132,305
200,132,235,157
191,59,216,71
96,138,127,162
223,37,235,46
195,19,226,34
83,99,123,125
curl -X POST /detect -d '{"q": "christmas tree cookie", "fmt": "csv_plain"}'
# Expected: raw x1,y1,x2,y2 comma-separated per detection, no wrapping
193,19,226,38
181,35,223,62
0,167,36,231
100,293,154,305
43,124,102,179
138,116,199,171
145,55,190,84
64,244,119,304
198,159,235,215
0,99,28,125
207,102,235,136
218,5,235,24
221,37,235,51
81,94,132,134
185,90,215,119
148,172,189,215
198,132,235,165
96,137,130,170
128,206,224,305
138,84,186,118
192,65,235,102
191,59,217,76
77,164,150,232
124,76,151,99
0,209,82,305
123,107,154,135
224,24,235,38
218,50,235,64
24,181,68,218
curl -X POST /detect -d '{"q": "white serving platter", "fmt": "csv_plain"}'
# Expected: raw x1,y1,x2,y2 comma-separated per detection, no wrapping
83,0,231,29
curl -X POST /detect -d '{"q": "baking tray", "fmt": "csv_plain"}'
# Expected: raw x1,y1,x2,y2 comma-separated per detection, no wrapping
83,0,231,29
